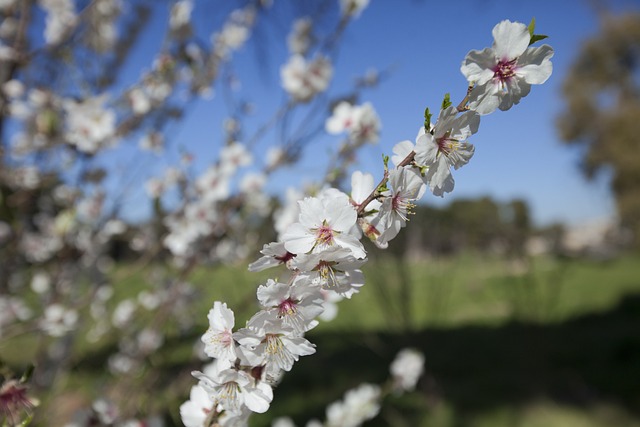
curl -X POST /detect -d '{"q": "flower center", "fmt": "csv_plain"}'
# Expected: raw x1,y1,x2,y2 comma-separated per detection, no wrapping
275,251,295,263
265,334,285,355
493,58,518,84
391,195,415,222
315,220,335,246
219,330,233,346
218,382,240,411
279,298,297,317
436,131,459,156
316,260,338,287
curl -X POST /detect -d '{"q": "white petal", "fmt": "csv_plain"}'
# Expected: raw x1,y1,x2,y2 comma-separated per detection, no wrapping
257,280,289,307
451,110,480,140
467,82,501,115
414,132,438,165
334,233,366,259
286,336,316,357
180,399,208,427
492,20,530,60
461,48,496,85
243,384,273,413
325,198,357,232
208,301,234,330
391,139,415,167
248,255,280,272
282,223,315,254
427,157,455,197
351,171,375,205
517,44,554,85
298,197,324,228
498,79,531,111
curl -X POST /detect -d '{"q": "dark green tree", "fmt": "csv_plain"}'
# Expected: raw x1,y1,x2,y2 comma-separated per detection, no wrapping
557,12,640,248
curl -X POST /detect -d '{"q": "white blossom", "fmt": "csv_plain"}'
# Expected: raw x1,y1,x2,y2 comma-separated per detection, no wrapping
326,102,380,144
282,195,365,259
251,277,324,334
234,318,316,376
461,20,554,115
179,383,214,427
377,166,426,243
63,95,116,153
169,0,193,31
248,242,296,272
193,365,273,414
40,304,78,337
325,383,380,427
390,348,425,392
201,302,238,367
39,0,77,45
339,0,370,18
31,271,51,294
287,18,313,55
292,247,365,298
281,55,333,102
414,106,479,196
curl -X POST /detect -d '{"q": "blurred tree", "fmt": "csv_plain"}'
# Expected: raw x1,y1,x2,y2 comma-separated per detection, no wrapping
389,196,533,257
503,199,531,257
557,12,640,248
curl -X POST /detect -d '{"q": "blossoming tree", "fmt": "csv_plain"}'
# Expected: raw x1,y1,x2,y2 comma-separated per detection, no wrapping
0,0,553,425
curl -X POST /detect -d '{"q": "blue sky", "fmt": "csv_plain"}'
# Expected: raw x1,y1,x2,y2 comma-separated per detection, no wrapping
118,0,640,226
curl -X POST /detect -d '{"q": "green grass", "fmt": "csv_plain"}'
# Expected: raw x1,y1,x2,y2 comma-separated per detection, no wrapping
5,252,640,427
313,253,640,331
249,252,640,427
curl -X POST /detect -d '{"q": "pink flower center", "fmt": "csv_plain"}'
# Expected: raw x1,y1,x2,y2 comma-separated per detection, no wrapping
363,221,381,239
275,251,295,263
493,58,518,84
315,222,335,246
316,260,339,287
279,298,298,316
220,330,233,346
436,131,457,156
391,194,413,222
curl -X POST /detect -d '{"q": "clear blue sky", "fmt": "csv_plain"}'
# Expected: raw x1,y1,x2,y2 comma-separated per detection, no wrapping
119,0,640,227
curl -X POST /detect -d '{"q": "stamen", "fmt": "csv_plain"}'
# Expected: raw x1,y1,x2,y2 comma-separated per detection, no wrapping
265,334,295,371
392,195,416,222
217,381,241,413
436,131,460,157
279,298,297,317
315,223,334,246
493,58,518,87
317,261,338,287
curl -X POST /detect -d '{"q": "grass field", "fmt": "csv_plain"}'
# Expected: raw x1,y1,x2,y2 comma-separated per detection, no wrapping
4,252,640,426
198,252,640,427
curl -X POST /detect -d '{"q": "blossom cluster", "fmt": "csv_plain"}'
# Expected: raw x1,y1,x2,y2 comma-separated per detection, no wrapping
183,18,553,426
183,347,425,427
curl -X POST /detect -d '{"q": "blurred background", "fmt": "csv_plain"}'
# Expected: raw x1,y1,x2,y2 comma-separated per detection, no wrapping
0,0,639,426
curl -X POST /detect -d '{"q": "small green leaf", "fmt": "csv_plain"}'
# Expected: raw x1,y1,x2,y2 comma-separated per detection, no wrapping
528,17,536,38
441,93,452,110
424,107,432,132
529,34,549,45
382,154,389,171
528,17,548,45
